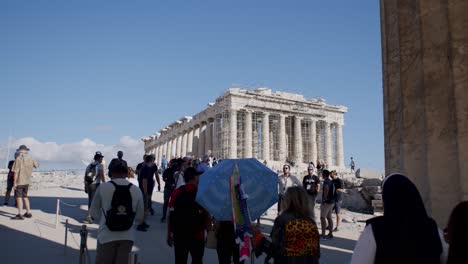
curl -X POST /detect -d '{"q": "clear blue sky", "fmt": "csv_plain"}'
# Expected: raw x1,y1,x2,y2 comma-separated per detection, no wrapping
0,0,384,170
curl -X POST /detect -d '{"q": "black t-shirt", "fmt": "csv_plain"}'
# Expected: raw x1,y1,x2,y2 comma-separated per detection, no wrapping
138,163,158,186
302,174,320,196
136,162,144,175
332,178,344,202
322,178,335,204
162,167,176,189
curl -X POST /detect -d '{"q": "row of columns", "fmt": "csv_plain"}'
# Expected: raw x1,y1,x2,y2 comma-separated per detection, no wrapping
148,110,344,168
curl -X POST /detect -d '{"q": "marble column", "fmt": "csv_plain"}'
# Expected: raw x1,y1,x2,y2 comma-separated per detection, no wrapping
155,145,159,164
244,111,253,158
279,114,287,162
294,116,303,164
193,126,200,158
310,119,318,165
198,123,206,158
324,122,332,167
181,132,188,157
172,138,177,158
187,129,194,156
176,134,183,158
336,123,344,168
262,112,270,161
229,110,238,158
381,0,468,225
167,139,173,158
205,120,213,155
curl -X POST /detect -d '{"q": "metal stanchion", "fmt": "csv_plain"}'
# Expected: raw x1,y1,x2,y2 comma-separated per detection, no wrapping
128,252,138,264
79,225,88,264
64,219,69,255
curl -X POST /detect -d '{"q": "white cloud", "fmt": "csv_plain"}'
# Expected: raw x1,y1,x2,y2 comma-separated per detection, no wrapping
0,136,144,168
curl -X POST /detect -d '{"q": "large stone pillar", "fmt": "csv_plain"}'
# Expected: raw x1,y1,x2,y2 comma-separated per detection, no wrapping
336,123,344,168
167,139,173,158
381,0,468,225
310,119,317,165
262,112,270,161
171,137,177,158
187,129,193,156
205,119,213,155
181,132,188,157
198,123,206,158
244,111,253,158
324,122,332,167
229,110,238,158
279,114,287,162
193,126,200,158
294,116,303,164
176,134,182,158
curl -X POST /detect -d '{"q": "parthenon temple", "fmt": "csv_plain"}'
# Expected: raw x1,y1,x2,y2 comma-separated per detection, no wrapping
143,88,347,170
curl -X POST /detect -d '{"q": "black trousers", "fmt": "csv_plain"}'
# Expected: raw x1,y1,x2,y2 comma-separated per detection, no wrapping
174,237,205,264
162,187,173,219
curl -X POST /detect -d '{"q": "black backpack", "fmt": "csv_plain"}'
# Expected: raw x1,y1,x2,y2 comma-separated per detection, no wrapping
84,163,97,184
104,181,135,231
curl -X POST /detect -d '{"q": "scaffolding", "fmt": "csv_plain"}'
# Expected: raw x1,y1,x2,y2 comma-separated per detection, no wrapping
302,119,313,163
213,111,231,159
316,120,326,163
331,123,338,166
269,114,280,161
237,111,246,158
252,112,263,160
285,117,295,161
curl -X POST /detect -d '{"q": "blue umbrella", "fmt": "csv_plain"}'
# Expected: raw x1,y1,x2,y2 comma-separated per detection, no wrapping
196,158,278,221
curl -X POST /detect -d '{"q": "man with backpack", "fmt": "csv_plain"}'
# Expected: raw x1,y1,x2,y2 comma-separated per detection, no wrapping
84,151,106,224
320,170,335,240
90,160,144,264
167,167,209,264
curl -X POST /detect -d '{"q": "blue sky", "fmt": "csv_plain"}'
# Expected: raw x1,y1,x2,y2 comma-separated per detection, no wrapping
0,0,383,170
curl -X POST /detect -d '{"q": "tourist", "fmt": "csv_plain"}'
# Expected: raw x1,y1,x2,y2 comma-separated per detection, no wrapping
161,155,168,173
302,164,321,221
161,159,177,223
174,158,189,189
331,170,344,232
196,155,210,174
84,151,105,224
316,159,325,176
445,201,468,264
108,150,128,178
278,164,301,215
138,154,160,225
167,167,208,264
350,157,355,173
216,221,243,264
10,145,39,220
253,186,320,264
126,167,139,187
3,159,16,206
351,173,446,264
320,169,335,239
90,160,144,264
135,154,146,176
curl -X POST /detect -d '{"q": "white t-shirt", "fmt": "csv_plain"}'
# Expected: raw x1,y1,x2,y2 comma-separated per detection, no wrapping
89,178,144,244
175,171,185,189
351,224,448,264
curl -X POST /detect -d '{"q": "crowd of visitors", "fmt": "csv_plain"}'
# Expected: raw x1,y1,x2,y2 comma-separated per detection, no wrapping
3,145,466,264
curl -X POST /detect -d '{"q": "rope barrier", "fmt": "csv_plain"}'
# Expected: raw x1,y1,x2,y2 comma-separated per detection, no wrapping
59,200,81,207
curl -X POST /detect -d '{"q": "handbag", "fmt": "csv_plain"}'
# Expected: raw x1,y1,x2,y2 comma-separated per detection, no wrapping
205,221,218,249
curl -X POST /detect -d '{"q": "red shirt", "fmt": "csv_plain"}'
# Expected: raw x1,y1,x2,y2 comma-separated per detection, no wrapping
169,184,205,240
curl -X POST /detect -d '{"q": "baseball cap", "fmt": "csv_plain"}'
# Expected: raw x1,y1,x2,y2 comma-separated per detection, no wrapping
95,151,104,157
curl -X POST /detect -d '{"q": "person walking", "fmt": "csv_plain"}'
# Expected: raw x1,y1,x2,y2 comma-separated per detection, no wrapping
167,167,208,264
108,151,128,178
330,170,345,232
252,186,320,264
320,170,335,239
351,174,446,264
161,159,177,223
138,154,160,227
90,160,144,264
445,201,468,264
10,145,38,220
350,157,355,173
278,164,301,215
161,155,168,173
84,151,105,224
3,159,16,206
302,164,321,221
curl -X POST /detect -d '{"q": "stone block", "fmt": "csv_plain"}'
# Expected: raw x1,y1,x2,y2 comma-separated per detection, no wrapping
356,168,384,179
342,188,371,211
361,178,383,187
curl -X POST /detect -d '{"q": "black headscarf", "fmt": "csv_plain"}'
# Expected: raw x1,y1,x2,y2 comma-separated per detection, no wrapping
367,173,442,264
447,201,468,264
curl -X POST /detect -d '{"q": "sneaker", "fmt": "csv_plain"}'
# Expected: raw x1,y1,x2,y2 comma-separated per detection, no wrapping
333,227,339,232
136,224,147,232
142,222,150,228
83,216,94,224
3,202,8,206
23,213,32,218
12,214,24,220
327,234,334,239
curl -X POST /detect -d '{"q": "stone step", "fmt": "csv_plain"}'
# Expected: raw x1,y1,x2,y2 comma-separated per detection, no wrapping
374,194,382,200
372,199,383,208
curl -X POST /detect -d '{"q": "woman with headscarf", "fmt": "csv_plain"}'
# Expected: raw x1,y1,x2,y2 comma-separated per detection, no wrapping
445,201,468,264
351,173,447,264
